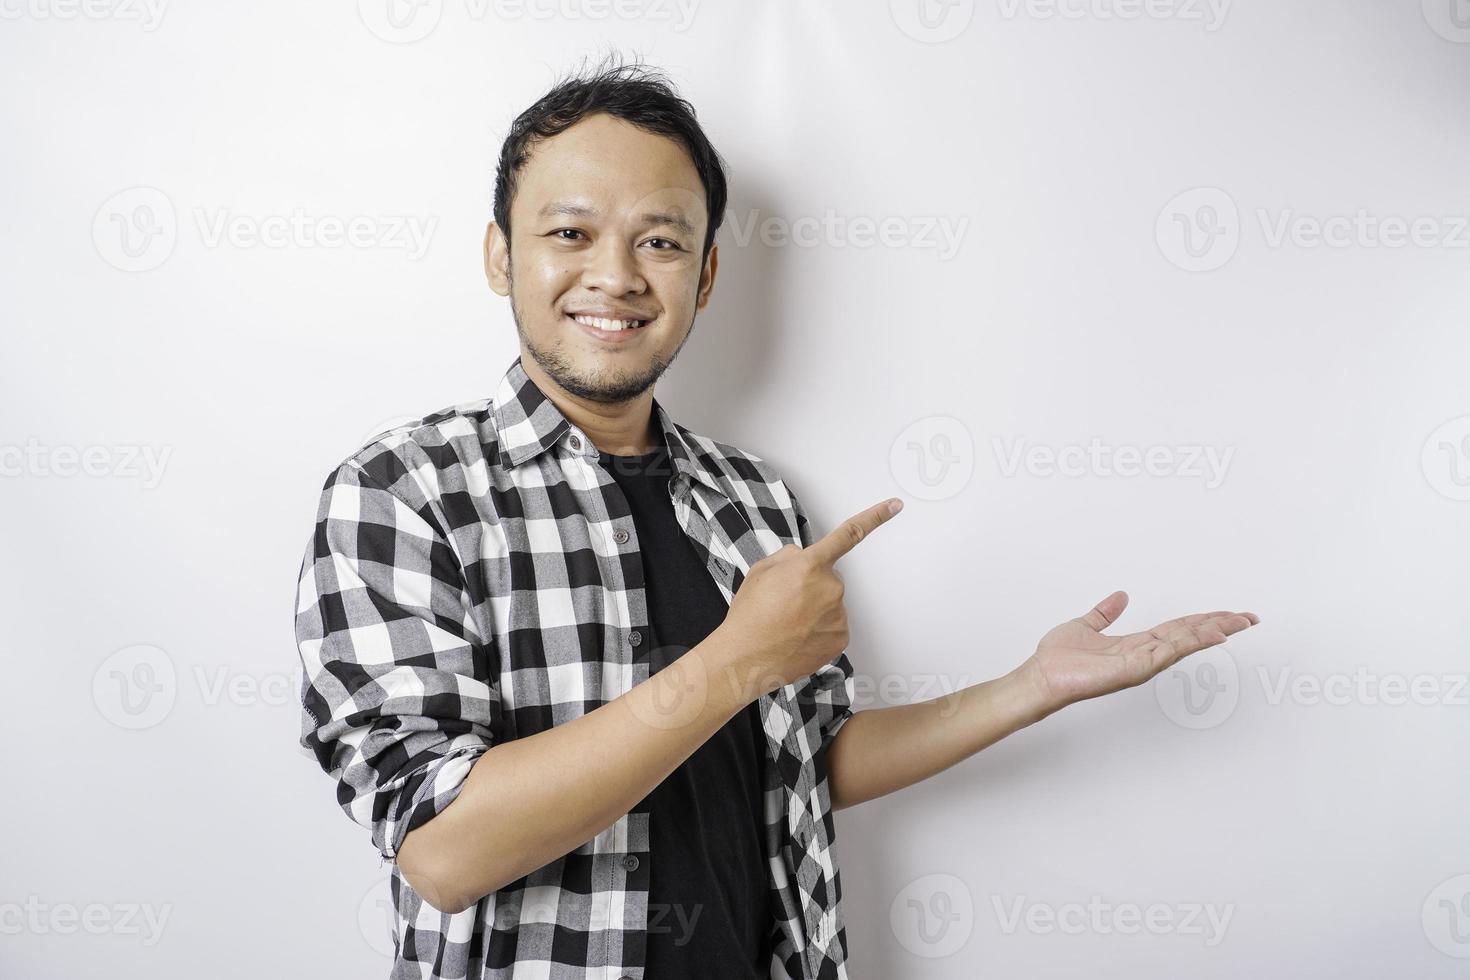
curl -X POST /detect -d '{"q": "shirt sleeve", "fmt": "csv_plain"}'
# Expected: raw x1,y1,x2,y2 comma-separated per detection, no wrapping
294,457,500,864
786,484,857,750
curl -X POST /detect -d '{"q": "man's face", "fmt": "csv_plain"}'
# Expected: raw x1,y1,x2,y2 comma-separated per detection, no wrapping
484,111,718,405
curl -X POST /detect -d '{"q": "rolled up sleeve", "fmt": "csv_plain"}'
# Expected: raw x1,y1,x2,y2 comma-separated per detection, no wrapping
786,484,856,750
294,457,500,863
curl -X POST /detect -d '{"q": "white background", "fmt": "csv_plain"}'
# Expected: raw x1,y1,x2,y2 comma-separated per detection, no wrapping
3,1,1468,977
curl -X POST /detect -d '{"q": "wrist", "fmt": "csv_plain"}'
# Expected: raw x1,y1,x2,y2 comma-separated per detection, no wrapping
1007,656,1067,725
700,623,772,709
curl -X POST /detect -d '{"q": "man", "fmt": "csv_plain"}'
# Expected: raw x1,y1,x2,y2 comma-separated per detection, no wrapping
293,56,1260,980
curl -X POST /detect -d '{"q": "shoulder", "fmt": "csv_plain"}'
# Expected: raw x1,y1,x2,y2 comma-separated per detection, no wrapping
320,396,501,505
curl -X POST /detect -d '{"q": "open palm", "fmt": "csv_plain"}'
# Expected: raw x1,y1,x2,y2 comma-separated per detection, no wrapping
1021,591,1260,712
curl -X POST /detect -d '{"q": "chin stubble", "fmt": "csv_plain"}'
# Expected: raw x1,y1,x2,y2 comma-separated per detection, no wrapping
506,261,698,405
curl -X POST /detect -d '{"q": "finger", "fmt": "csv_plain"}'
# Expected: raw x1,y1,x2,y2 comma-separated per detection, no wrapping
1132,608,1263,659
805,497,904,566
1210,613,1258,637
1141,622,1220,675
1076,591,1129,632
1184,612,1259,639
1149,609,1245,636
1148,613,1256,671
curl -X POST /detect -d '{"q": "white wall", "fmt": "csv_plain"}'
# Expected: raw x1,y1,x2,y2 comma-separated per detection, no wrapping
3,2,1468,977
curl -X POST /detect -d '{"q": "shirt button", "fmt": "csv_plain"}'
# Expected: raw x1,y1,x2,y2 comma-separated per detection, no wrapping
628,630,642,648
622,854,639,872
613,527,629,545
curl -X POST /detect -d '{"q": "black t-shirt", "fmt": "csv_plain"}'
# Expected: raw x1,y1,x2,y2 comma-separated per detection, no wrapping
597,440,774,980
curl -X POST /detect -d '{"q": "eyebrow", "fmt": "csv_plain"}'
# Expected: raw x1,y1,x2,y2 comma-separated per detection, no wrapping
536,201,696,238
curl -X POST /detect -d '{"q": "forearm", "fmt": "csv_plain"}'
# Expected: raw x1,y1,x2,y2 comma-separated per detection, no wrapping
397,624,753,913
826,664,1056,811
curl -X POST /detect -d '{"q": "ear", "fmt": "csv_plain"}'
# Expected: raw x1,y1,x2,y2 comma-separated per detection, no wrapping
694,242,718,311
484,220,511,295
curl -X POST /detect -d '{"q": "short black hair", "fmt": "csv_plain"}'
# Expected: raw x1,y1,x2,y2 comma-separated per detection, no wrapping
492,51,728,265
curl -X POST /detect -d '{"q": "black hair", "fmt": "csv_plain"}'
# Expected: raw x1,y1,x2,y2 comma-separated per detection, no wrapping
492,51,728,265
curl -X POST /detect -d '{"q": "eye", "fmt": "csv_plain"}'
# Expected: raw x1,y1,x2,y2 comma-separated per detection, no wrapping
644,237,683,251
551,228,587,242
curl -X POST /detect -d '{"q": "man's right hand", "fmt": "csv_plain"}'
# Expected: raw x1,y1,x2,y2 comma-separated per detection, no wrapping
720,497,904,696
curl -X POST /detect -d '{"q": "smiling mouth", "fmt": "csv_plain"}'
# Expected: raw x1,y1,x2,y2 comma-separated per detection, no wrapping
567,313,652,333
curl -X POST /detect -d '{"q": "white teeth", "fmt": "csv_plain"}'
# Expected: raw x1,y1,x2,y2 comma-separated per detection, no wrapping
571,314,644,332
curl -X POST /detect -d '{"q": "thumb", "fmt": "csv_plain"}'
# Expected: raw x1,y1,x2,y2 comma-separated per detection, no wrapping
1077,590,1128,631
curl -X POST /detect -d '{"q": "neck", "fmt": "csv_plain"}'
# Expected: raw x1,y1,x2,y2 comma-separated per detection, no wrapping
520,354,662,456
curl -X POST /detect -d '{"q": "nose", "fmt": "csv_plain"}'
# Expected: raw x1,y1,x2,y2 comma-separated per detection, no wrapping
580,236,646,296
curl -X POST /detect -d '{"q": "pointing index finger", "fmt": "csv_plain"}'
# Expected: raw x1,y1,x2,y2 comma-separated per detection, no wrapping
805,498,904,565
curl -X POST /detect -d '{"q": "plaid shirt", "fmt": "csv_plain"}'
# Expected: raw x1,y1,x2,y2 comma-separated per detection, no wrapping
295,355,856,980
